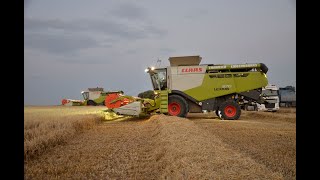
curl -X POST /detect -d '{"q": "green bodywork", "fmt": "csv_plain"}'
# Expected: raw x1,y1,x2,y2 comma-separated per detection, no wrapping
133,90,170,115
110,62,268,117
82,91,124,105
143,62,268,115
93,95,107,104
184,72,268,101
82,94,106,105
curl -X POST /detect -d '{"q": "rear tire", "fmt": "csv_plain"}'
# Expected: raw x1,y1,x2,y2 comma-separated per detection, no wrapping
219,100,241,120
87,100,96,106
168,95,189,117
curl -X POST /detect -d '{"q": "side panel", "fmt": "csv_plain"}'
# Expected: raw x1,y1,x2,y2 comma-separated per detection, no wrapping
94,95,106,104
279,91,296,102
183,74,236,101
170,65,207,91
233,72,268,92
183,72,268,101
89,91,103,100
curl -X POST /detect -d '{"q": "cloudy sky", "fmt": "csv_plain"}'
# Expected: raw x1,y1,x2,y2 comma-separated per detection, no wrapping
24,0,296,105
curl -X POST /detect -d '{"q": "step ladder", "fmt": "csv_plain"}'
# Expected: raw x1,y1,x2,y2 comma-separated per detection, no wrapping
160,91,168,114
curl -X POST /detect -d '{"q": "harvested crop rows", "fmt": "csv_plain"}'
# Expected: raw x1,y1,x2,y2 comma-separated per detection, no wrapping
25,106,296,180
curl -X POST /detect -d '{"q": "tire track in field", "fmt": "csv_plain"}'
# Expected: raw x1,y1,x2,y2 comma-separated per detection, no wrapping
25,114,283,179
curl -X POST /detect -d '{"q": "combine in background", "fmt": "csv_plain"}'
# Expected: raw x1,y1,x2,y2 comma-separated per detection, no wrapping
81,87,123,106
279,86,296,107
61,87,124,106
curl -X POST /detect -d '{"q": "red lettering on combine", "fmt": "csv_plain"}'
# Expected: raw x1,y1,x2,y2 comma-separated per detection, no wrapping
181,67,203,73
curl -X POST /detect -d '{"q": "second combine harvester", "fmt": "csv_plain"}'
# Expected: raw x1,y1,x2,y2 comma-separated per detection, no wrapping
104,55,269,120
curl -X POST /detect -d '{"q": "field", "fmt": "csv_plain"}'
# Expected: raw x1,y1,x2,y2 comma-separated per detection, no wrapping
24,106,296,180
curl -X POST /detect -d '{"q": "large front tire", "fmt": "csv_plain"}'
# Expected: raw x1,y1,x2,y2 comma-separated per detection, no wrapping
168,95,189,117
219,100,241,120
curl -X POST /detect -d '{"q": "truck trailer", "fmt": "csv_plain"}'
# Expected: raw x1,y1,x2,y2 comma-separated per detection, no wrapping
279,86,296,107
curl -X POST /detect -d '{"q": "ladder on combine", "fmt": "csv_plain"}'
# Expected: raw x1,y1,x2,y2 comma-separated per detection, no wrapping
159,90,169,114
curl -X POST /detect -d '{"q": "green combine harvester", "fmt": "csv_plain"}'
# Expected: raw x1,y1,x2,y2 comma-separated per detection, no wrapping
61,87,123,106
104,55,269,120
81,87,124,106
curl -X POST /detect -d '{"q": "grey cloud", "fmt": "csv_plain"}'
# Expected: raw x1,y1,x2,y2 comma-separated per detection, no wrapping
55,56,114,65
126,49,138,54
159,48,176,55
110,2,146,20
24,32,99,54
184,9,209,20
143,24,167,37
25,17,165,39
24,0,32,9
30,74,43,80
25,18,135,38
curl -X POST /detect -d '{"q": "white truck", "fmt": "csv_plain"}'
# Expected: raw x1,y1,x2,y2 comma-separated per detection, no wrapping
256,84,280,112
239,84,280,112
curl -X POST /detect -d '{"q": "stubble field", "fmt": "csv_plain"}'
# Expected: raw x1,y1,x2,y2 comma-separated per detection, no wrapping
24,106,296,180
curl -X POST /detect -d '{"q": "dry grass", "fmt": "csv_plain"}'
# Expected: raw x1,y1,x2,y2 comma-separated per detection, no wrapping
189,108,296,180
24,106,106,161
24,106,296,180
25,115,283,179
277,107,296,114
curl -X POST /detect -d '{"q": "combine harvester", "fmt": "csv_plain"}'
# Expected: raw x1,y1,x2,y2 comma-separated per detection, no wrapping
81,87,124,106
104,55,270,120
61,87,123,106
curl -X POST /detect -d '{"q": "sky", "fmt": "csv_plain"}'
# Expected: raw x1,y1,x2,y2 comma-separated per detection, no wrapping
24,0,296,105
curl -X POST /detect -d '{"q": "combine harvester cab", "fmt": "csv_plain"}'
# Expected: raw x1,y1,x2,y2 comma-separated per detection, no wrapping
105,55,269,120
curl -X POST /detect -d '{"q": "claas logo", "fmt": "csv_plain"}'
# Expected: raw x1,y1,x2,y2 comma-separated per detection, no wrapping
181,67,203,73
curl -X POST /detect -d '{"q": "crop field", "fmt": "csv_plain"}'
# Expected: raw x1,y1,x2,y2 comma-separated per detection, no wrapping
24,106,296,180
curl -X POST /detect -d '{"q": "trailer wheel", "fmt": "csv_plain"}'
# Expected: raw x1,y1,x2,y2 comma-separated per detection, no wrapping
168,95,189,117
215,110,219,117
219,101,241,120
87,100,96,106
215,110,223,119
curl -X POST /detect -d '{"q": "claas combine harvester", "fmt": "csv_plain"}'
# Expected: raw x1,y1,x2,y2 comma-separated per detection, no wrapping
61,88,124,106
104,55,269,120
